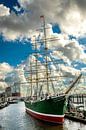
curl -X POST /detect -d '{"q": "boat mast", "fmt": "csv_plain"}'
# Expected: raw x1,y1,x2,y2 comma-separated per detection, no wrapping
30,61,33,97
40,15,49,93
34,36,39,98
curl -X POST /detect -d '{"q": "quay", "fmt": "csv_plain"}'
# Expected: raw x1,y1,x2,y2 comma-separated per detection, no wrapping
65,94,86,124
65,112,86,124
0,87,21,109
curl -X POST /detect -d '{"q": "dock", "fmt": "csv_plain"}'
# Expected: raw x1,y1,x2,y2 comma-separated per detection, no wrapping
65,94,86,124
65,112,86,124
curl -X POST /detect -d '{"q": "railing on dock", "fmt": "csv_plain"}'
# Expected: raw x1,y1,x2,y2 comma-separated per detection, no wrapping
68,94,86,104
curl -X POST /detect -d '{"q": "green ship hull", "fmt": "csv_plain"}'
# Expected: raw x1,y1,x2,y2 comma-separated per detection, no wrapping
25,95,66,124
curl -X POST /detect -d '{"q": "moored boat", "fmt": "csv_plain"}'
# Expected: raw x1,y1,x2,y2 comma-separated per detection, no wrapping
25,73,82,124
25,95,66,124
24,16,82,124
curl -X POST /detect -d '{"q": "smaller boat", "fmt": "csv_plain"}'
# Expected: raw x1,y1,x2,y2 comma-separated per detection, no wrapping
8,99,18,104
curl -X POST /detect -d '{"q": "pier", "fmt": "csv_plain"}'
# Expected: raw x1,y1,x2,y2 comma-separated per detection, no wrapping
65,113,86,124
65,94,86,124
68,94,86,104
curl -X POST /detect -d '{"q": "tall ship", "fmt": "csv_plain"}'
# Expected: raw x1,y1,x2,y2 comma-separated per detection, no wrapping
24,16,82,124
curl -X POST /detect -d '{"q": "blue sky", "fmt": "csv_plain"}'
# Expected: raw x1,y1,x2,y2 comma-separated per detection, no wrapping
0,36,32,66
0,0,20,11
0,0,31,66
0,0,86,70
0,24,60,66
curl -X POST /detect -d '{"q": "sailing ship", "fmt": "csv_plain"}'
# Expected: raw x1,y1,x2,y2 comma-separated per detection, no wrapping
24,16,82,124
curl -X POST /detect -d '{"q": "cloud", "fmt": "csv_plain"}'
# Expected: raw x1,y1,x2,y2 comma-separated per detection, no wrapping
0,62,13,72
0,62,13,78
81,67,86,75
62,40,86,62
59,64,80,76
13,6,22,12
0,12,28,40
18,0,34,8
5,62,30,97
37,24,86,64
0,0,86,40
54,39,86,64
18,0,86,37
0,62,13,91
0,4,10,17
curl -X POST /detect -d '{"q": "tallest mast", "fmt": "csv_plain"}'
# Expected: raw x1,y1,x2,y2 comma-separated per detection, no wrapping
40,15,49,93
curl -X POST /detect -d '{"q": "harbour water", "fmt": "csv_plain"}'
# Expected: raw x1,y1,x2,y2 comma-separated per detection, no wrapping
0,102,86,130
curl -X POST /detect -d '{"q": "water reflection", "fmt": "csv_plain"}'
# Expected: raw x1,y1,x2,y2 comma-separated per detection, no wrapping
0,102,86,130
29,116,68,130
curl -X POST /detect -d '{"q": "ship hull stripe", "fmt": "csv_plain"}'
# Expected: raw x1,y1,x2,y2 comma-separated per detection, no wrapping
26,107,64,124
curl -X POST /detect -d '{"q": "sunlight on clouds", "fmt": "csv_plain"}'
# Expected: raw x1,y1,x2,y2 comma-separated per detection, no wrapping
0,0,86,40
3,30,21,41
18,0,34,8
60,64,80,76
0,63,13,90
0,63,13,80
37,24,86,64
62,40,84,61
60,2,86,36
61,9,86,36
0,63,13,73
0,4,10,17
13,6,22,12
18,0,86,37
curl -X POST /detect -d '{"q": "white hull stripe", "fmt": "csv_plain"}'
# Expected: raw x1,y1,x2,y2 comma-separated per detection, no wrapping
26,107,65,118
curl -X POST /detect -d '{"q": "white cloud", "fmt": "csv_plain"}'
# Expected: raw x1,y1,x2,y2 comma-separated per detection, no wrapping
0,63,13,73
81,68,86,75
60,5,86,37
13,6,21,12
18,0,34,8
0,62,13,85
62,39,86,62
59,64,80,76
37,24,86,64
18,0,86,37
0,0,86,40
0,62,13,91
0,4,10,17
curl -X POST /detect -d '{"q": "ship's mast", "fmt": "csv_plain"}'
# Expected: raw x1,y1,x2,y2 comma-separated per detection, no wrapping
34,36,39,98
40,15,49,93
30,61,33,96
